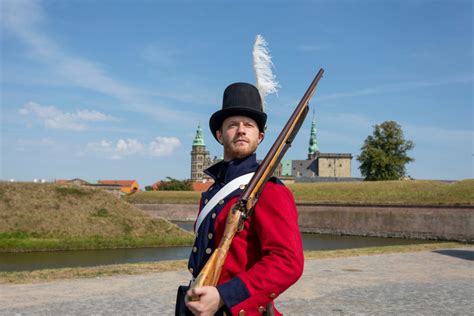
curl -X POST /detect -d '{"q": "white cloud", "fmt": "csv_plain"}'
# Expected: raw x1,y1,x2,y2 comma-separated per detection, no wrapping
149,137,181,157
19,101,116,131
87,139,144,160
76,109,114,122
1,0,58,60
1,0,136,100
319,75,474,102
86,137,181,160
54,57,138,101
1,0,195,125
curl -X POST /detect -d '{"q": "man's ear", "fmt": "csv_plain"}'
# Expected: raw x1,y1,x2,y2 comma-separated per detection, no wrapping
216,130,224,145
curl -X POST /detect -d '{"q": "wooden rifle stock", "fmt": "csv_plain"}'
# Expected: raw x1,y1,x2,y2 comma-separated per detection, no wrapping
189,68,324,299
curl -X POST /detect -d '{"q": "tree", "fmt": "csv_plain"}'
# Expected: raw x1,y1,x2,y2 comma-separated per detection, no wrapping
357,121,414,181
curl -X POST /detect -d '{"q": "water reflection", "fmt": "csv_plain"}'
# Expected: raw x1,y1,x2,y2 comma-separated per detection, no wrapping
0,247,191,272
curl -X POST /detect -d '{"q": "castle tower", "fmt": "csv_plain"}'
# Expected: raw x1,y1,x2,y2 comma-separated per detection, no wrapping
190,123,211,181
308,112,319,160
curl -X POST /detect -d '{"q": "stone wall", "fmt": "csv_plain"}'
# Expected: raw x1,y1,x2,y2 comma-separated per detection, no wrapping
134,203,197,221
298,204,474,242
318,156,352,177
134,203,474,242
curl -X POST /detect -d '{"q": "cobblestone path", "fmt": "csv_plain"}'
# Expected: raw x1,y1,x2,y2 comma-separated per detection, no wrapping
1,247,472,315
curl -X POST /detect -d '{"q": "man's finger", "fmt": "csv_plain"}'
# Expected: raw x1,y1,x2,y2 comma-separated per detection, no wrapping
186,288,201,303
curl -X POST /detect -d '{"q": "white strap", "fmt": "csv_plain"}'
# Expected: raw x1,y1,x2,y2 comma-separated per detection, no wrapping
195,172,255,234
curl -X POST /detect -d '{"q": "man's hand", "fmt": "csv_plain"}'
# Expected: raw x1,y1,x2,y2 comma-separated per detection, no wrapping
185,286,224,316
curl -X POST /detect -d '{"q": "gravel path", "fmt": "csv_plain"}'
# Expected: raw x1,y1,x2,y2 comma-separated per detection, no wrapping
1,247,472,315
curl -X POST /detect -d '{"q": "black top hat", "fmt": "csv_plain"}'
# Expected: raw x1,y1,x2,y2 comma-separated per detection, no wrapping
209,82,267,140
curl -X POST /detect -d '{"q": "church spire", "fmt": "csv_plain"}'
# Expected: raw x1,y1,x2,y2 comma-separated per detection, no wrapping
308,111,318,158
193,123,205,146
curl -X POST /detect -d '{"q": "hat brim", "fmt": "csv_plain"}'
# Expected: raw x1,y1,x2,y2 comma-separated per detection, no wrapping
209,107,267,141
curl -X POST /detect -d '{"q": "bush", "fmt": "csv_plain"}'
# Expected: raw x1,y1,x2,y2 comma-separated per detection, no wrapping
158,177,192,191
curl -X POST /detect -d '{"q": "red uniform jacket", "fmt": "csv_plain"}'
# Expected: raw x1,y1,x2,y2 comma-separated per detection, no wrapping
188,154,304,316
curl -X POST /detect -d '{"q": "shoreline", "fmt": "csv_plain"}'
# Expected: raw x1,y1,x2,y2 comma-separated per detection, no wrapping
1,242,468,284
0,234,194,253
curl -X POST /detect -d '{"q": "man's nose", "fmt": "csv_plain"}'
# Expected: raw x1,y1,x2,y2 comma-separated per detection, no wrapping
236,122,246,134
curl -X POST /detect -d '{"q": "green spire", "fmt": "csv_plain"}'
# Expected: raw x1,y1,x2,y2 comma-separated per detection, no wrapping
308,113,318,155
193,123,205,146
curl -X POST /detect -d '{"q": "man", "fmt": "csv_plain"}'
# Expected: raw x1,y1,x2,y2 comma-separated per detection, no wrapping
185,82,304,316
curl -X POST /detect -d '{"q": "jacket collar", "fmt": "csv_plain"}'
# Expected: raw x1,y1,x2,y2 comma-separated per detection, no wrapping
204,153,259,185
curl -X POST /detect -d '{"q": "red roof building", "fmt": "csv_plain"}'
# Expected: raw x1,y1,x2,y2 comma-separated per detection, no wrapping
98,180,139,194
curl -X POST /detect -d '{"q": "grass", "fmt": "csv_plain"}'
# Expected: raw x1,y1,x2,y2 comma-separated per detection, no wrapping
124,179,474,206
0,260,188,284
0,233,193,252
0,182,194,252
124,190,200,204
289,179,474,205
1,242,468,284
303,242,467,259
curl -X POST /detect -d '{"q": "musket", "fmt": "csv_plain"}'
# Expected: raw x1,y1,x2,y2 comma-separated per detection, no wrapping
189,68,325,299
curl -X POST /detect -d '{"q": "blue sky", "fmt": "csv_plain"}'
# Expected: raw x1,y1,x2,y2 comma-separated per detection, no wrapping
1,0,472,187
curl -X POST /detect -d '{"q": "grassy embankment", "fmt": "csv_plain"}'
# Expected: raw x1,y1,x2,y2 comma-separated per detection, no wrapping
0,183,194,252
0,241,468,284
125,179,474,205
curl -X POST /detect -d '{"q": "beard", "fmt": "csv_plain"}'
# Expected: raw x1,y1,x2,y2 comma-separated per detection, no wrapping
223,136,259,160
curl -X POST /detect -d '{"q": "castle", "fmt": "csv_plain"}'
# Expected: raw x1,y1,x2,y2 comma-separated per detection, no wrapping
190,123,221,181
281,117,352,178
190,116,352,182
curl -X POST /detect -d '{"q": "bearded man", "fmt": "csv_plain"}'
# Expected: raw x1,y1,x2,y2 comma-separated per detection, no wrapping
183,82,304,316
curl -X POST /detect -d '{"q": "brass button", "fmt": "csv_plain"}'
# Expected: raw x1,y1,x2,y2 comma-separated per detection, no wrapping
211,213,216,219
189,267,193,274
257,305,265,313
219,199,224,205
269,292,276,299
205,248,212,254
208,233,213,239
239,184,245,190
238,310,246,316
192,246,197,253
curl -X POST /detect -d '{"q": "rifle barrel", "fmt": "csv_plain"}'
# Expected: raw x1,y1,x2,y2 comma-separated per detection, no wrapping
241,68,324,212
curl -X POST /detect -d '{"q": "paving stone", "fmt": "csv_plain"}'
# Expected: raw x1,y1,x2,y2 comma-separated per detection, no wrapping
1,248,472,315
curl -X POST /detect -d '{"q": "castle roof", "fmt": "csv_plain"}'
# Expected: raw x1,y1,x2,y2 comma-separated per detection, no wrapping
308,113,319,155
193,123,205,146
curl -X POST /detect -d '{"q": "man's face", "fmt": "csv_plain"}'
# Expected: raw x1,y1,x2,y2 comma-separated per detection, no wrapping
216,115,264,161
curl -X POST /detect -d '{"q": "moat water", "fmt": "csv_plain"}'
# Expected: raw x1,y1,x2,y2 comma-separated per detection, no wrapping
0,221,433,272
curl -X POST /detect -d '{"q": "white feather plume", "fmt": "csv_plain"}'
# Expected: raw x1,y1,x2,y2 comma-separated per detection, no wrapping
253,34,279,110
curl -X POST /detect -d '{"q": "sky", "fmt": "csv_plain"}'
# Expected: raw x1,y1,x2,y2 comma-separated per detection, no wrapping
1,0,472,187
